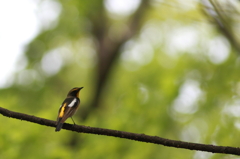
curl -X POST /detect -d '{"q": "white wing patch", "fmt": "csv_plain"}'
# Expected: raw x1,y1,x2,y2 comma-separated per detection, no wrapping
68,98,77,107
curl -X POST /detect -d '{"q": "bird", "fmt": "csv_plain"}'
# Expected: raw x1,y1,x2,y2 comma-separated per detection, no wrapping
55,87,83,132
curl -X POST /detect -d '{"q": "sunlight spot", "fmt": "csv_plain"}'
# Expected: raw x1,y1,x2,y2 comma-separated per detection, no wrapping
105,0,140,17
165,26,199,57
41,49,63,76
37,0,62,30
234,121,240,130
193,151,213,159
172,80,203,114
0,0,39,88
176,0,198,11
121,39,154,71
0,0,61,88
222,100,240,117
140,21,163,48
180,125,200,142
207,36,230,64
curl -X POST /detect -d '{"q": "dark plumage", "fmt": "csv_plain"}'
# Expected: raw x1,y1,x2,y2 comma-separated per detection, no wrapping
55,87,83,132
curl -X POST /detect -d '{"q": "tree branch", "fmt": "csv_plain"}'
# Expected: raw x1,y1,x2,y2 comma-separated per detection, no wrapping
85,0,152,118
201,0,240,53
0,106,240,156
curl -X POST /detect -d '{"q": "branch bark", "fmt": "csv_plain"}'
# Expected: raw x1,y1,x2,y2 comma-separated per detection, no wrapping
0,107,240,156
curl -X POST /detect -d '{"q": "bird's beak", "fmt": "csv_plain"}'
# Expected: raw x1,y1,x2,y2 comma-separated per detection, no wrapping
79,87,84,90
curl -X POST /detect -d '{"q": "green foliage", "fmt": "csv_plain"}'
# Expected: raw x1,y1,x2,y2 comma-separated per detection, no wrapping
1,0,240,159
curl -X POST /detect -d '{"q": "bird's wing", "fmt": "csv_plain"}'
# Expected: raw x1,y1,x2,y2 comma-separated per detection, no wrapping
57,97,80,123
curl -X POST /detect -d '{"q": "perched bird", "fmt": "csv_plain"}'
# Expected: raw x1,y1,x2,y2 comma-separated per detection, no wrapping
55,87,83,132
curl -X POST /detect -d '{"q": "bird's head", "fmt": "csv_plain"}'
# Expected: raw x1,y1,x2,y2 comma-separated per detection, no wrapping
67,87,83,97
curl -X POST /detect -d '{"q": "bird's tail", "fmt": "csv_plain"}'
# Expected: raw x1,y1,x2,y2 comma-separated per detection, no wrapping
55,120,63,132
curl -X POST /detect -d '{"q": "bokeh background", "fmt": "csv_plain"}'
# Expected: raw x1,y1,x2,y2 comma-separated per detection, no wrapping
1,0,240,158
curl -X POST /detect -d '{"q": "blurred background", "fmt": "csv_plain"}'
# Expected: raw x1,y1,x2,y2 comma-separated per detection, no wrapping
1,0,240,158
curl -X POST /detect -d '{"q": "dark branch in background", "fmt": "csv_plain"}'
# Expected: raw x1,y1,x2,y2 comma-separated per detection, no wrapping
81,0,151,120
71,0,151,147
1,107,240,156
201,0,240,53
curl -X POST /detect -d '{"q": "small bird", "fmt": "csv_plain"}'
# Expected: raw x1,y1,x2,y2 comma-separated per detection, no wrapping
55,87,83,132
